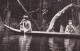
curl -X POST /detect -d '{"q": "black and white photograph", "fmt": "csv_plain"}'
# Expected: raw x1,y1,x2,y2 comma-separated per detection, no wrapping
0,0,80,51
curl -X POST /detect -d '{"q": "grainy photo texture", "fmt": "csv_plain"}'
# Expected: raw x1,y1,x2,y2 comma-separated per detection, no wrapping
0,0,80,51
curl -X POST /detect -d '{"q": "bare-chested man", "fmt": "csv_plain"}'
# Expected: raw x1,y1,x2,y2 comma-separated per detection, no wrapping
19,15,32,51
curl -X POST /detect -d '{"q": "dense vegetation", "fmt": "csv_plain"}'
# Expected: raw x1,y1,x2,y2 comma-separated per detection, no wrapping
0,0,80,51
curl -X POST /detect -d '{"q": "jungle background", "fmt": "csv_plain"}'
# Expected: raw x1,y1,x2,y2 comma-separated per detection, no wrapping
0,0,80,51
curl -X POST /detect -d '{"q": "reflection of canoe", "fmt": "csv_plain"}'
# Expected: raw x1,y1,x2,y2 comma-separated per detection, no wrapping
3,35,20,43
2,36,20,51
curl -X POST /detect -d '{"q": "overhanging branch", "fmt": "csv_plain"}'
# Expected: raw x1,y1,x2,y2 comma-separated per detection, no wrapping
46,3,74,32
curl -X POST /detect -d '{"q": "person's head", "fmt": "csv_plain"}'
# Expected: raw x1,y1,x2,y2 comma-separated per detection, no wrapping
23,15,29,19
68,20,72,25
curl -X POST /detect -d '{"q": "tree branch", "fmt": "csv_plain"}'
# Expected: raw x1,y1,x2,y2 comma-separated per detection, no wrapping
28,8,39,13
17,0,40,30
17,0,28,13
46,3,80,32
46,3,74,32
